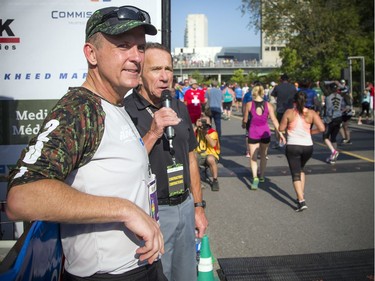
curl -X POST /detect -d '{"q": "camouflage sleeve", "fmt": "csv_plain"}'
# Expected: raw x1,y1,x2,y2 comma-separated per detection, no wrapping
8,87,105,188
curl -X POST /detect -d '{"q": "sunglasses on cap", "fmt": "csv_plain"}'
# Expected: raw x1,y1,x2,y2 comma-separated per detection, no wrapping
100,6,151,25
86,6,152,39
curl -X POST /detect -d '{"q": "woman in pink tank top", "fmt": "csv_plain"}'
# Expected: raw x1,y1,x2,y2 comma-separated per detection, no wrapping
242,85,285,190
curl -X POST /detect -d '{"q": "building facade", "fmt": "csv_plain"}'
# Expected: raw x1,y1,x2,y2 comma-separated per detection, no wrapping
175,12,282,67
184,14,208,48
260,33,285,66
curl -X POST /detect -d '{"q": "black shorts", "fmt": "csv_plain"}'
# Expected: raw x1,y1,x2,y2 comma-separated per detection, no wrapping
360,102,370,117
248,137,271,144
223,101,232,110
323,117,342,143
342,114,352,122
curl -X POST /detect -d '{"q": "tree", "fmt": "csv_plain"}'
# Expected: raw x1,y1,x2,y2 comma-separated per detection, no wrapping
231,69,246,85
241,0,374,81
191,70,203,85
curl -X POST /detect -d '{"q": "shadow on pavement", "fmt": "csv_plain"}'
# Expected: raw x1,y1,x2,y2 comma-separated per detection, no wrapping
259,178,296,210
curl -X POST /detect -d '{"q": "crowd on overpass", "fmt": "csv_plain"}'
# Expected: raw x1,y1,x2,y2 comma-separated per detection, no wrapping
173,57,278,68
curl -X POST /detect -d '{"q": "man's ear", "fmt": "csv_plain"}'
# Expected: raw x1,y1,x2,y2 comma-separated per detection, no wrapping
83,43,97,66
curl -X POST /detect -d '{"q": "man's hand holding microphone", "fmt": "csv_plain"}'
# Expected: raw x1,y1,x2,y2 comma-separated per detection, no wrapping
148,90,181,138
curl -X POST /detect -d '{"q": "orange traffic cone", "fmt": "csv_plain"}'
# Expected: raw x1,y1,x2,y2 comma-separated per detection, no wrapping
197,235,216,281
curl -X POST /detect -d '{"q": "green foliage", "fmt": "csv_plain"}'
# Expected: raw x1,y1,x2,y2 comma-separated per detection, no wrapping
231,69,246,85
244,71,260,85
191,70,203,84
241,0,374,82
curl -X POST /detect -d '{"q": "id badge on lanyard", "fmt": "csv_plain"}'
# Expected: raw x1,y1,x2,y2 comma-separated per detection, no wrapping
148,173,159,222
167,163,185,197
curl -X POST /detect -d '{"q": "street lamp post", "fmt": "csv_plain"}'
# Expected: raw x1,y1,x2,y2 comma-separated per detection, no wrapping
347,56,365,95
178,53,183,82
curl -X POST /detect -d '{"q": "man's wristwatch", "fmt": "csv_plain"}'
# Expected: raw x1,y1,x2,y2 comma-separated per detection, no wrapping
194,200,206,208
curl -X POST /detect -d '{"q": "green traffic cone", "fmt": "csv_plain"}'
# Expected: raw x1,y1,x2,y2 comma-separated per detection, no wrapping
197,235,215,281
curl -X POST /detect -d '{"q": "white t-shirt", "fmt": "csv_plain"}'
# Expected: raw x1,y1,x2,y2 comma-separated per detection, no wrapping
9,88,152,276
62,100,151,276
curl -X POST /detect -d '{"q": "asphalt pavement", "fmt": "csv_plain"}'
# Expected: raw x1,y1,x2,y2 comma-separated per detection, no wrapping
200,111,374,276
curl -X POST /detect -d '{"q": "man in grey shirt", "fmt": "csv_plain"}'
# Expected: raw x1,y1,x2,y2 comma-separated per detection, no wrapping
205,80,223,138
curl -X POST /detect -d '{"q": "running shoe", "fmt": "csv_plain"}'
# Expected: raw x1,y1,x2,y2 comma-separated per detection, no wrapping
326,157,336,165
257,154,269,160
329,160,336,164
211,179,220,191
342,139,352,145
296,201,308,212
259,177,265,183
331,150,339,161
251,177,259,190
326,150,339,163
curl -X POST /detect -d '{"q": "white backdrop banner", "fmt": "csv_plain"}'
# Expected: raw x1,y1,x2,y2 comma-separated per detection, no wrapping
1,0,162,100
0,0,162,186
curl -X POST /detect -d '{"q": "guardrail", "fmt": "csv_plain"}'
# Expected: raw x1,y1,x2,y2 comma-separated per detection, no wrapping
173,60,280,69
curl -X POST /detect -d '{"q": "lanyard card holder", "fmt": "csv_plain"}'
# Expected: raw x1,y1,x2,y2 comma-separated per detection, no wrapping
166,163,184,197
148,173,159,222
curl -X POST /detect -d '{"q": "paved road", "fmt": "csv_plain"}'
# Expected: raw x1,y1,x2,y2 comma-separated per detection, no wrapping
201,114,374,274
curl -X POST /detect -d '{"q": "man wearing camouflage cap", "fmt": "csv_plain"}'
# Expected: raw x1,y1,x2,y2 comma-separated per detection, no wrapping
7,6,167,280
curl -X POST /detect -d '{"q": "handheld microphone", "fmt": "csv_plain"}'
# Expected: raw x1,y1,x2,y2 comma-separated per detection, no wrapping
161,90,175,140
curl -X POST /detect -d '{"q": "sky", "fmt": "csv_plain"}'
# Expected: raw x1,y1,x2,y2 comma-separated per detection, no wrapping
171,0,260,50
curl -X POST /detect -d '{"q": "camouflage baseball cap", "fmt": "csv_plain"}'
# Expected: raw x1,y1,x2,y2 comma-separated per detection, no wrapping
86,6,157,41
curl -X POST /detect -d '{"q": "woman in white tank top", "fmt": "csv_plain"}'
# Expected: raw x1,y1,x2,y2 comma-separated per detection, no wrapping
279,91,325,212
